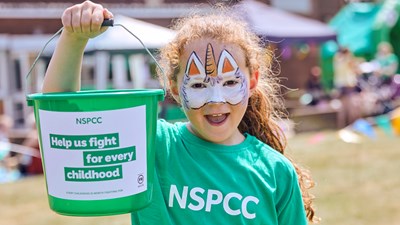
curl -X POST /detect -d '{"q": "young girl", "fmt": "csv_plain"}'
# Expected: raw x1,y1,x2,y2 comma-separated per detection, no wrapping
42,1,317,224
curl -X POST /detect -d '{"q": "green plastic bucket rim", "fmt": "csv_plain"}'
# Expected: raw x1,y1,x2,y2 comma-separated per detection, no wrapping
27,89,165,106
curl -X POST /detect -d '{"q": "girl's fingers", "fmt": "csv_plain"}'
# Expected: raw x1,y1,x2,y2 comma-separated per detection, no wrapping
61,1,111,37
70,7,82,33
91,6,105,32
81,7,93,33
99,8,113,32
103,8,113,19
61,8,73,33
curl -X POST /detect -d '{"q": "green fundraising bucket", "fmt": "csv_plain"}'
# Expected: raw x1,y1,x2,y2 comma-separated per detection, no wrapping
27,89,164,216
25,19,168,216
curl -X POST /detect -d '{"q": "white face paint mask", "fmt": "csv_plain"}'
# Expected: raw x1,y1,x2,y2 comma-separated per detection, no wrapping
180,44,248,110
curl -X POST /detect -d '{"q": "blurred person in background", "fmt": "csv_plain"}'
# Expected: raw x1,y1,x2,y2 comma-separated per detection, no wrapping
333,47,362,124
373,42,398,85
333,46,359,95
21,113,43,175
0,115,13,161
305,66,326,105
0,115,12,150
371,42,399,114
0,115,22,183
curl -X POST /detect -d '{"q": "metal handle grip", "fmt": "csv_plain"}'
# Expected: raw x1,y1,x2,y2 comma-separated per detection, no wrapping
101,18,114,27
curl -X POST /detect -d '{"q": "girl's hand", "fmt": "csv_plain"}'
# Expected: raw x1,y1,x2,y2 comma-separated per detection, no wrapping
61,0,113,40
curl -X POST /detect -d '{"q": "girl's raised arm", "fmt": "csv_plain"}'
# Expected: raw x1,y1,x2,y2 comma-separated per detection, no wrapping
42,1,112,93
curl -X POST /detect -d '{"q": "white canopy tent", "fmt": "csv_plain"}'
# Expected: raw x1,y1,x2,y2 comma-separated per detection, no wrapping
36,14,176,53
85,15,176,51
1,13,177,93
236,0,336,44
82,15,176,90
0,15,176,131
31,15,176,90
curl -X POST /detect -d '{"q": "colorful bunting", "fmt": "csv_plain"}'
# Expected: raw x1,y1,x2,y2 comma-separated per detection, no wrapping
375,114,394,136
352,118,376,139
338,129,362,144
392,108,400,135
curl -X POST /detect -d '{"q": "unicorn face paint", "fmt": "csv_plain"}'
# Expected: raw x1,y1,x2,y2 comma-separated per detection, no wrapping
175,39,254,145
180,43,248,110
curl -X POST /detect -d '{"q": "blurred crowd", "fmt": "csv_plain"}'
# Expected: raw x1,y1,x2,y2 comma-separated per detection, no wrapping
0,114,42,183
305,41,400,125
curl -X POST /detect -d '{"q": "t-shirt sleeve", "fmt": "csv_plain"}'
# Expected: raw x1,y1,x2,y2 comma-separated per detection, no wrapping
154,119,171,164
275,161,308,225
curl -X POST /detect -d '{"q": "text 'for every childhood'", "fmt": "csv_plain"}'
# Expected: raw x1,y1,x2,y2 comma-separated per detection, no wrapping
50,133,136,182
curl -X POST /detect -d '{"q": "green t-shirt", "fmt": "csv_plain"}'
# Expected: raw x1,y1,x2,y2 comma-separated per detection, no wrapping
131,120,307,225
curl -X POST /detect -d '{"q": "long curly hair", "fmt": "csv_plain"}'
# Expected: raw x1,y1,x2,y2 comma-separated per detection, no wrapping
157,7,318,223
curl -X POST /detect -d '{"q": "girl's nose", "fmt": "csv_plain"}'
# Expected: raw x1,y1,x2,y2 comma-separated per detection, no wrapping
207,86,226,104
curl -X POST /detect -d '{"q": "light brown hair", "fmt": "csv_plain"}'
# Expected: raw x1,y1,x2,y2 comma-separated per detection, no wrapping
158,7,317,223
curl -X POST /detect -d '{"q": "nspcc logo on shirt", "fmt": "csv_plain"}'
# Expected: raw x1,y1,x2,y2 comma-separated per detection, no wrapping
168,185,259,219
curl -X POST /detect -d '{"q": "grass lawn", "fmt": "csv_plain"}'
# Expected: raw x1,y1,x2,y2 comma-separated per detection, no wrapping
287,128,400,225
0,128,399,225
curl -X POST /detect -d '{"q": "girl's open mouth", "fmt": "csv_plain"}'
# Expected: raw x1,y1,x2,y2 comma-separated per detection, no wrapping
205,113,229,125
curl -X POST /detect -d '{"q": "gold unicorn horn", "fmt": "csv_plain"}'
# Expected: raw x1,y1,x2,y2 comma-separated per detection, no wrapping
205,43,217,77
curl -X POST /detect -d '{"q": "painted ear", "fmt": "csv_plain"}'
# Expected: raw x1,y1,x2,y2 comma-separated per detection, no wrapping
217,50,238,74
185,52,204,76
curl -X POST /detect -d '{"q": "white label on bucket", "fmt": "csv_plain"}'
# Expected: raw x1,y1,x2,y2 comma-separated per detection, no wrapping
38,106,147,200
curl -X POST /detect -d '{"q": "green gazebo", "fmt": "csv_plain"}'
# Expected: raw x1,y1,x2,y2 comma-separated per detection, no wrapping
321,0,400,89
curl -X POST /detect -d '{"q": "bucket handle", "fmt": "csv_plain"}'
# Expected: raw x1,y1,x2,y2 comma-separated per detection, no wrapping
26,19,167,96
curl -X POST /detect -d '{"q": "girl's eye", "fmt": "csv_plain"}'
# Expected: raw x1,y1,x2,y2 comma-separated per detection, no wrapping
191,83,206,89
224,80,238,87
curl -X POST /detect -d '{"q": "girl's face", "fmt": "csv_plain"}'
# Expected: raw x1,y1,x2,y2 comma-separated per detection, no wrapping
171,38,259,145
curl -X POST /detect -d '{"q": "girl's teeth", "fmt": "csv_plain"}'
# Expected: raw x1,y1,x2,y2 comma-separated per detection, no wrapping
206,114,228,124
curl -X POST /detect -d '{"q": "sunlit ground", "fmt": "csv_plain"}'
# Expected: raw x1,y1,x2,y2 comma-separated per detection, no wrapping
287,128,400,225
